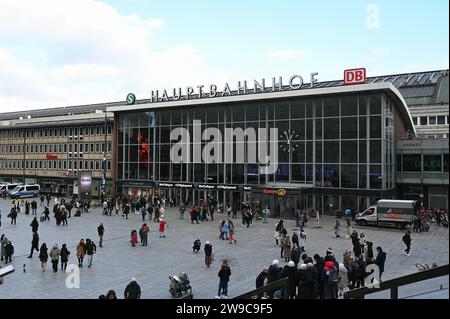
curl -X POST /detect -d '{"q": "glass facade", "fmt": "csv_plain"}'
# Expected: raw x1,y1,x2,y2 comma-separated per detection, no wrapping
116,92,398,215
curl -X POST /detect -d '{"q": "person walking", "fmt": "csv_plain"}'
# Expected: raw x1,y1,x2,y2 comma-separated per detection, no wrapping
0,234,7,262
334,218,341,238
141,223,150,246
124,277,141,299
159,218,167,238
216,260,231,298
39,243,48,271
40,194,45,206
8,207,17,225
299,229,306,253
27,232,40,258
228,220,237,244
123,203,130,220
402,230,412,256
374,246,387,281
30,217,39,233
76,239,85,267
49,244,61,272
262,206,270,224
179,205,186,220
97,223,105,248
31,200,38,215
204,241,213,268
4,239,14,264
275,220,284,246
85,239,96,268
60,244,70,272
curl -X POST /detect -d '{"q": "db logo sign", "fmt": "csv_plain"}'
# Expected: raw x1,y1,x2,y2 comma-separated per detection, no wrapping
277,189,286,196
344,68,366,85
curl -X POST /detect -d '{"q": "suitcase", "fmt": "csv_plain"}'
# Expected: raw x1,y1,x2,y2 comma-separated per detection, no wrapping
40,215,45,222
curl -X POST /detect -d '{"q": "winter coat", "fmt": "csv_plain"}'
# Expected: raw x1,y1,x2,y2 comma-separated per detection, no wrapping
291,247,300,265
76,243,85,257
256,271,268,289
300,267,319,299
267,265,283,284
299,234,306,248
218,266,231,282
39,247,48,262
375,251,387,273
204,244,213,257
31,233,39,248
4,241,14,256
159,220,166,232
50,247,61,261
124,281,141,299
281,236,291,258
61,247,70,263
402,233,411,245
30,219,39,232
1,237,7,257
283,266,298,297
85,241,96,255
337,266,349,290
291,233,299,246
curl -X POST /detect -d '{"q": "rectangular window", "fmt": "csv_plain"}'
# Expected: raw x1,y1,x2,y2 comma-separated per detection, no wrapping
341,141,358,163
402,154,421,172
429,117,437,125
323,97,339,117
419,117,427,126
323,141,339,163
369,140,381,163
412,117,418,125
423,155,442,171
437,116,446,125
323,118,340,139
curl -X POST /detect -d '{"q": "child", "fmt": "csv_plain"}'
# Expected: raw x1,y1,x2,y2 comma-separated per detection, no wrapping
159,218,167,238
130,230,138,247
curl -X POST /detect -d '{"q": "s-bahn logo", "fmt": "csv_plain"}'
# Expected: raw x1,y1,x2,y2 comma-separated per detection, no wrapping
170,120,278,174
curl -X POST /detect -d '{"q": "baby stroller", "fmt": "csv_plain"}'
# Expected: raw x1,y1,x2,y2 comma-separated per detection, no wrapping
193,239,201,253
39,212,46,222
169,272,192,297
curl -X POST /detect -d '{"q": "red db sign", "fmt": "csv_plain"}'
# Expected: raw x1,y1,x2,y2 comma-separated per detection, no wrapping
344,68,366,85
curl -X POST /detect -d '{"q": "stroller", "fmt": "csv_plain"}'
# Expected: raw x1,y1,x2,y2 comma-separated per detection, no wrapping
169,272,192,297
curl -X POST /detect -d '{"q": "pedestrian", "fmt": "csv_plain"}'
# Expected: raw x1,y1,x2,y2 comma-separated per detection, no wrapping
267,260,283,297
255,267,269,299
85,239,96,268
295,209,301,227
97,223,105,248
31,200,38,215
374,246,386,281
0,234,7,262
30,217,39,233
262,206,270,224
179,205,186,219
228,220,237,244
313,254,326,299
291,231,299,247
39,243,48,271
159,218,167,238
359,233,367,256
25,200,30,215
43,207,50,221
130,230,138,247
40,194,45,206
275,220,283,246
338,263,348,297
27,232,40,258
76,239,85,267
60,243,70,272
106,290,117,299
3,239,13,264
204,241,213,268
280,233,291,262
299,229,306,253
45,194,51,207
49,244,61,272
334,218,341,238
140,206,147,222
141,224,150,246
291,243,300,268
345,218,352,239
8,207,17,225
324,260,338,299
402,230,411,256
124,277,141,299
123,203,130,220
216,260,231,298
219,220,228,240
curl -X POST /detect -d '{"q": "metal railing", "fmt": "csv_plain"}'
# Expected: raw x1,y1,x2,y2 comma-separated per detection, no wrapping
233,278,289,299
343,264,449,299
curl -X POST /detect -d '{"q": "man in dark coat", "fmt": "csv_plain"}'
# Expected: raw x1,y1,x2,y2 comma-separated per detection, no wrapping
283,261,298,299
30,217,39,233
27,232,40,258
267,260,283,298
375,246,387,281
313,254,325,299
255,267,268,298
402,231,412,256
302,263,319,299
291,231,299,247
124,278,141,299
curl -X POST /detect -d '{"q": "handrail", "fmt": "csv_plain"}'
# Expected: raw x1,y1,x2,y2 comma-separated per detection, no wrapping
343,264,449,299
233,278,289,299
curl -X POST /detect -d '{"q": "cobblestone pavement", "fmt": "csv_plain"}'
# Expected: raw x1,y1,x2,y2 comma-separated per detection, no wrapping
0,199,448,299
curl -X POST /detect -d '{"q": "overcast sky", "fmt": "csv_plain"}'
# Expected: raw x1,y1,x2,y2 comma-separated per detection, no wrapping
0,0,448,111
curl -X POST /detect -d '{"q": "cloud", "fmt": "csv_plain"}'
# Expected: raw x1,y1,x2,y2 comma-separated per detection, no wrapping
266,49,309,60
0,0,225,111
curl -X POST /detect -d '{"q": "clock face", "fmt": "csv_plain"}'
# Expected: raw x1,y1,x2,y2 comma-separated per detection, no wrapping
279,130,301,152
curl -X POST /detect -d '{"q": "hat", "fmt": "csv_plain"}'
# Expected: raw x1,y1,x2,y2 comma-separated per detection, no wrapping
272,259,280,266
206,241,210,244
288,261,295,267
131,277,136,282
307,262,314,268
300,263,307,270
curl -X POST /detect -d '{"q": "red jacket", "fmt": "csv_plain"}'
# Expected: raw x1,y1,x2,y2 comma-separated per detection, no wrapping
159,220,166,232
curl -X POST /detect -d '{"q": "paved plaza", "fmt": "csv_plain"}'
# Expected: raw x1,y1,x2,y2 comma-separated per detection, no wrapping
0,199,448,299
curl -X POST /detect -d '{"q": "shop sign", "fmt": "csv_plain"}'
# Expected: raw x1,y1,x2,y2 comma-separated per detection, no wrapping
46,154,58,159
344,68,366,85
198,184,216,190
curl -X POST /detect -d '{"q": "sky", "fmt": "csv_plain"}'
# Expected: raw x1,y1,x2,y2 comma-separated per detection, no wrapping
0,0,448,112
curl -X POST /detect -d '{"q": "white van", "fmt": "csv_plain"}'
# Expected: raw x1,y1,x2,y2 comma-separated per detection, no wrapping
0,183,22,194
9,184,40,199
355,199,416,229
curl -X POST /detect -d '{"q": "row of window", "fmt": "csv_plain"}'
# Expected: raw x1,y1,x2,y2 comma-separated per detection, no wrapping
0,142,112,154
0,159,112,171
412,115,448,126
397,154,449,172
0,124,112,139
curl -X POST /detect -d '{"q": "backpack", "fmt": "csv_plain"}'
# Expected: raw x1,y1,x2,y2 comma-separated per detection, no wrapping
328,266,339,284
